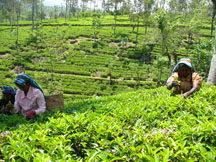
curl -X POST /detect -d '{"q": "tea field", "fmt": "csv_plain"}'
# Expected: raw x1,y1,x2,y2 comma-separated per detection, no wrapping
0,15,213,100
0,83,215,161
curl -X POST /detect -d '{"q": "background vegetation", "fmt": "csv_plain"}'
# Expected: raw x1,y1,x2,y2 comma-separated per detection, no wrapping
0,0,214,100
0,0,216,161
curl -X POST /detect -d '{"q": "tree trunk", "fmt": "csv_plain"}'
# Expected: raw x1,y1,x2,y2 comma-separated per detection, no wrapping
13,0,15,26
65,0,67,23
158,67,162,86
16,15,19,55
207,16,216,85
114,2,117,34
135,16,140,46
211,15,215,39
211,1,216,39
41,0,43,23
207,54,216,85
32,0,35,32
145,25,148,35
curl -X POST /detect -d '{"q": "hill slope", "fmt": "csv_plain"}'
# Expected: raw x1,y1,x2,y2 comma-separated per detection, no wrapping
0,83,216,161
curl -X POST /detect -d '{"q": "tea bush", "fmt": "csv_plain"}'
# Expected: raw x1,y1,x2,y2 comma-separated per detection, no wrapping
0,83,215,161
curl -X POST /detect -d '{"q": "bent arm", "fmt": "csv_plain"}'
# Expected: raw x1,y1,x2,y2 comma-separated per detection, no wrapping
183,82,199,98
166,80,173,90
166,73,178,90
14,94,21,114
34,91,46,114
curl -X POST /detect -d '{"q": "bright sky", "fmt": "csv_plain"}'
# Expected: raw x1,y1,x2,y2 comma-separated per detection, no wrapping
44,0,102,8
44,0,65,6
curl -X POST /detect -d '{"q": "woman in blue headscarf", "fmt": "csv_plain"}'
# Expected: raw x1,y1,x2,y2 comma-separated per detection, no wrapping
0,86,16,114
14,73,46,120
166,58,202,98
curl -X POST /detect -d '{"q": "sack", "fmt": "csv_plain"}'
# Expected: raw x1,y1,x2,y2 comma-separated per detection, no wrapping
45,94,64,111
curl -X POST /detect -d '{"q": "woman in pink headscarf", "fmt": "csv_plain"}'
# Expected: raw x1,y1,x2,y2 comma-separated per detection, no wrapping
166,58,202,98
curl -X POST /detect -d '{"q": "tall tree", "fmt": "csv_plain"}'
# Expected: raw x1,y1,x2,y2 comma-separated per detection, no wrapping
15,0,21,55
134,0,143,47
40,0,44,23
211,0,216,39
142,0,154,34
154,9,180,68
5,0,15,29
64,0,68,23
208,0,216,85
111,0,122,34
54,5,58,22
23,0,39,31
23,0,35,31
68,0,78,18
81,0,88,12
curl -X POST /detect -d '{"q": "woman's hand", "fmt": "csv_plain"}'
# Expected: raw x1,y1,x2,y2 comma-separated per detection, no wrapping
183,92,190,98
26,111,36,120
6,104,13,111
172,81,179,86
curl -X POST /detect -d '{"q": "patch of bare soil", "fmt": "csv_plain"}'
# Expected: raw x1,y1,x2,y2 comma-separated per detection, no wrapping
32,57,46,63
68,37,100,45
14,66,25,74
94,71,101,77
109,42,136,48
0,53,9,58
109,42,119,47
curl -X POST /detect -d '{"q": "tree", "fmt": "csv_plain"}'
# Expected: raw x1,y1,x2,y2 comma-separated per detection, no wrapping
142,0,154,34
23,0,39,32
208,0,216,85
15,0,21,55
68,0,78,18
32,0,35,32
92,12,102,41
64,0,69,23
5,0,16,29
154,56,168,86
211,0,216,39
169,0,188,14
40,0,44,23
81,0,88,12
0,8,10,22
54,5,59,22
154,9,180,68
133,0,144,48
111,0,122,34
0,0,6,10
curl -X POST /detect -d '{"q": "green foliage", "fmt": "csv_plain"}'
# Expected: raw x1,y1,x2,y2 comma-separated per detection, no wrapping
0,15,213,100
0,84,216,161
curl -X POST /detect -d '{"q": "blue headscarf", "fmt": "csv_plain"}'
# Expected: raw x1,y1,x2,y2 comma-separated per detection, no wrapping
2,86,16,95
14,73,43,93
172,58,195,73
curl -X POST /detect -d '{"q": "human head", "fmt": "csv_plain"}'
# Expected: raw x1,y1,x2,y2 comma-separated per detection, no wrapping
172,58,195,73
14,74,31,93
178,63,192,78
2,86,16,101
14,73,43,94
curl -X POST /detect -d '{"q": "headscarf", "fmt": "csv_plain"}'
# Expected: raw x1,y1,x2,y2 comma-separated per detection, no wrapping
14,73,43,93
2,86,16,95
172,58,195,73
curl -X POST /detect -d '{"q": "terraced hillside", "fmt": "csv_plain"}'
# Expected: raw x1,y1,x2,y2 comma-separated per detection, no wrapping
0,16,213,100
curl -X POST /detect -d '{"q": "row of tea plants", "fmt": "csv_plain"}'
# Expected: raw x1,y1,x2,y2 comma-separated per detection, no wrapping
0,83,215,161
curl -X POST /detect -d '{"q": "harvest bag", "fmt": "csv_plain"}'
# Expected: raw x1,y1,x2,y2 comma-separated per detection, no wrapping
45,94,64,111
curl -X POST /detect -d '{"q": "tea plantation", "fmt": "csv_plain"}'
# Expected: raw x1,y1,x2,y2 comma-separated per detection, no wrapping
0,16,213,100
0,14,215,161
0,83,215,161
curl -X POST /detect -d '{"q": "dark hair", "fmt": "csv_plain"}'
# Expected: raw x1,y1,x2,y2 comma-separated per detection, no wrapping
179,63,191,70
